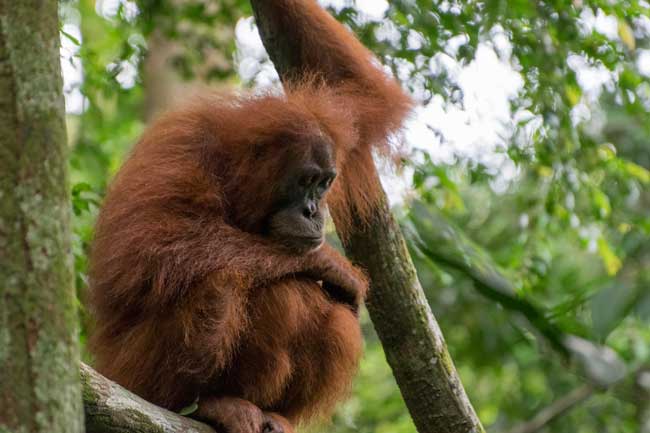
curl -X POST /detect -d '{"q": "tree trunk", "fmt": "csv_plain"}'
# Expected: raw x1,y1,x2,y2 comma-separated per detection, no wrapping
250,2,484,432
342,177,485,433
0,1,84,432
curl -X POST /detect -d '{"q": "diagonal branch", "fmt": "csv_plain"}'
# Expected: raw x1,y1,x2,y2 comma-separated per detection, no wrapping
505,384,596,433
406,203,639,433
81,363,214,433
407,202,627,388
505,365,650,433
250,2,484,433
406,202,569,355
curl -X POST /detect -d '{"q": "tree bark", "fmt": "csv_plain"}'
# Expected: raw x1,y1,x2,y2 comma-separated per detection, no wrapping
342,177,485,433
81,363,215,433
250,2,484,432
0,1,84,432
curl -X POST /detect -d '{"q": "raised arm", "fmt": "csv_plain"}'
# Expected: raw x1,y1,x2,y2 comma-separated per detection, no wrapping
251,0,413,146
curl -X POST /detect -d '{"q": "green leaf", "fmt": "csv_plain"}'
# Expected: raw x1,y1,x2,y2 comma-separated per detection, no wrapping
178,398,199,416
592,189,611,219
565,84,581,106
61,29,81,46
623,160,650,183
72,182,92,196
590,283,637,340
618,19,635,51
597,237,622,276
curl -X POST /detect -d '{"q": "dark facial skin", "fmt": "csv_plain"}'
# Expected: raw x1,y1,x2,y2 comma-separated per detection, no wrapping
266,136,337,253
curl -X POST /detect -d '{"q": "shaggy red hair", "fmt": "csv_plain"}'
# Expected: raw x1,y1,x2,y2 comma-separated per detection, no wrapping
88,0,412,430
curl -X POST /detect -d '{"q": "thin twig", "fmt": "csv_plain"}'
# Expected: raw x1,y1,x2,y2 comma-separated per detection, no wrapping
506,384,596,433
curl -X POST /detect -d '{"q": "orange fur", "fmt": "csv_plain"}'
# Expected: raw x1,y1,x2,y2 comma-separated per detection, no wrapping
88,0,411,431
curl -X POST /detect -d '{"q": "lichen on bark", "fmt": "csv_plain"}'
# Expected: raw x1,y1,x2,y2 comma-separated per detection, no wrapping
81,363,215,433
0,1,84,432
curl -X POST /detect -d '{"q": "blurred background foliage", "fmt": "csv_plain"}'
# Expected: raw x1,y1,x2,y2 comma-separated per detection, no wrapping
58,0,650,432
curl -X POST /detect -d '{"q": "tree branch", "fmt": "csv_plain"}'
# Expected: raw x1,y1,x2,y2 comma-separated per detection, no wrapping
407,202,569,354
249,2,484,433
505,384,596,433
407,203,641,432
504,365,650,433
81,363,214,433
408,202,627,388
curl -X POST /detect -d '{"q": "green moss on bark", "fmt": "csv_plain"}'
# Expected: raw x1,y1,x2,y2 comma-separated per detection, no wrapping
0,1,83,432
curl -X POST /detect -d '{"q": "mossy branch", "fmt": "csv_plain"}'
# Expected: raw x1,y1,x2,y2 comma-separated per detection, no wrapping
81,363,214,433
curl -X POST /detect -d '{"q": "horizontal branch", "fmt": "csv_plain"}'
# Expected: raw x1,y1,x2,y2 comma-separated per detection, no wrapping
81,363,214,433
